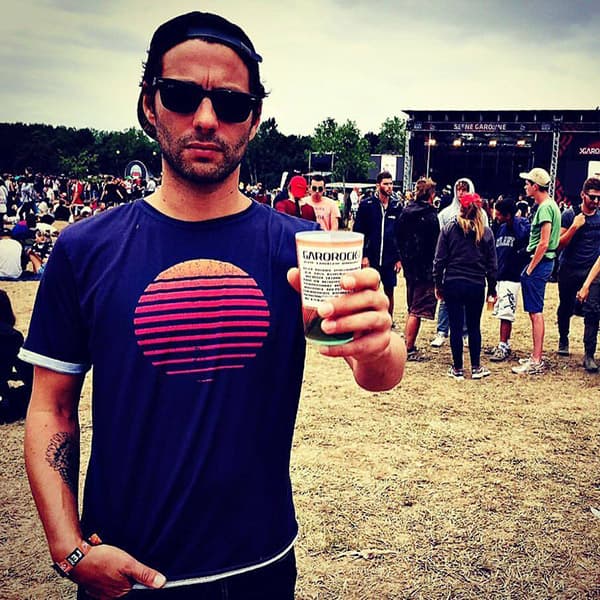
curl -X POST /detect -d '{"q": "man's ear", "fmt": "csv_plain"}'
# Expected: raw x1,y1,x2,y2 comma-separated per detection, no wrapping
142,84,157,128
249,103,262,142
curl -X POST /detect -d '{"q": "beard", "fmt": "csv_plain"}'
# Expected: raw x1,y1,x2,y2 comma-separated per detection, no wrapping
156,123,251,185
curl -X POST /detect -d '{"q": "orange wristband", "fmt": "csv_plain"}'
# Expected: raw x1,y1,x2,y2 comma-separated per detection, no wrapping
52,533,102,578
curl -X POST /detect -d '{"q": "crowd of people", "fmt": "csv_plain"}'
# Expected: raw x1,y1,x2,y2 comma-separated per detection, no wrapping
347,168,600,379
0,170,166,279
266,166,600,380
258,164,599,381
0,171,160,216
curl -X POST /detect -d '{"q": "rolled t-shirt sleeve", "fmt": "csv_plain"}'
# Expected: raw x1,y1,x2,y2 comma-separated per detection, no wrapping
19,236,91,374
561,209,573,229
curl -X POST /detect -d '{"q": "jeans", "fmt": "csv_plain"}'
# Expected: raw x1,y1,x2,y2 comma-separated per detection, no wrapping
77,549,296,600
444,280,485,370
556,266,588,341
583,280,600,356
436,300,449,335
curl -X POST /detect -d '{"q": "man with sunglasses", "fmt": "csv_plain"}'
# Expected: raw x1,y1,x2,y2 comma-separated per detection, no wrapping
21,11,405,600
306,175,340,231
554,176,600,371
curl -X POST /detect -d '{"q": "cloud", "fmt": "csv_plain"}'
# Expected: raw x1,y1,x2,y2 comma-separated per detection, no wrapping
0,0,598,136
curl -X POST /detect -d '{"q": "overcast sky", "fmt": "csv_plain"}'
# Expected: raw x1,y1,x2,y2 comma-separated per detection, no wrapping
1,0,598,137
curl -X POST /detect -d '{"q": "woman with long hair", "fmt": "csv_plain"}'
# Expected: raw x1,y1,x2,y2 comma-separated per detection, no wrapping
433,193,498,380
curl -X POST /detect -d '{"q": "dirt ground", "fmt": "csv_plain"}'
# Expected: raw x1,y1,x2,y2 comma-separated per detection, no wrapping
1,278,599,599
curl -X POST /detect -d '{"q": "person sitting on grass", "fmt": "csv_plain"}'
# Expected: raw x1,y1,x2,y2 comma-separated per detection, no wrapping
27,229,54,275
0,227,23,280
0,289,32,423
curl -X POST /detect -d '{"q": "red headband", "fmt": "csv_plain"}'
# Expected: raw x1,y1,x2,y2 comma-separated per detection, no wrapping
459,193,482,209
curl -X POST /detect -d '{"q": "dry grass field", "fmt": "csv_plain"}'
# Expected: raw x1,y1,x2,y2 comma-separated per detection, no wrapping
1,277,599,599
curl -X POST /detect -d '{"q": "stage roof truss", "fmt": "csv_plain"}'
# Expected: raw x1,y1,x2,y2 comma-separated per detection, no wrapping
404,109,600,134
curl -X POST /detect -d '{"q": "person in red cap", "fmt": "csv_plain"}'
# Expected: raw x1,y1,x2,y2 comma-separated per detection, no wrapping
275,175,316,221
433,192,497,380
21,11,405,600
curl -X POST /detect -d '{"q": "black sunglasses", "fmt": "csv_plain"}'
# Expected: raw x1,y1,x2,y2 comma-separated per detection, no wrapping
311,185,324,192
586,193,600,201
152,78,260,123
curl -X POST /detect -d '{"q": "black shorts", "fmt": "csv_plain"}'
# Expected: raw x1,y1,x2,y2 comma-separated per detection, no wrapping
406,280,437,319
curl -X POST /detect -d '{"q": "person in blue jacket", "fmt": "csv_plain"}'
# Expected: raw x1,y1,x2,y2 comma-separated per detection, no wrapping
353,170,403,323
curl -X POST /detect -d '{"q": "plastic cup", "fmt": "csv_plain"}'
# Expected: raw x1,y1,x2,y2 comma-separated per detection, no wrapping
295,230,364,345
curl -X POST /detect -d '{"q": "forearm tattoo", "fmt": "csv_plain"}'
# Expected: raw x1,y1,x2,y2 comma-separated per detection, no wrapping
45,432,79,496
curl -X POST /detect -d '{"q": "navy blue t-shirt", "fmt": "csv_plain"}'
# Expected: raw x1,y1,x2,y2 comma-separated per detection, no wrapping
22,200,317,582
495,216,531,282
559,209,600,271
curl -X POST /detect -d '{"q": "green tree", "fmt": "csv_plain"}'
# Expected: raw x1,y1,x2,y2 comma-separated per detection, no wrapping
94,128,161,175
243,118,310,188
311,118,374,183
363,131,380,154
58,149,99,178
376,116,406,155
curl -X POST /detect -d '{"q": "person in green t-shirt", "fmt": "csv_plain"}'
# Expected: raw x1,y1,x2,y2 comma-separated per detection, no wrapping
527,200,561,259
512,167,561,376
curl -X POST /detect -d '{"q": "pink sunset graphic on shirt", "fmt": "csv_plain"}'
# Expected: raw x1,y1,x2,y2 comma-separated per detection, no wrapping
134,259,270,382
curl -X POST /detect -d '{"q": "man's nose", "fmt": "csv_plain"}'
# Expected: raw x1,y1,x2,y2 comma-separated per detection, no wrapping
192,97,219,131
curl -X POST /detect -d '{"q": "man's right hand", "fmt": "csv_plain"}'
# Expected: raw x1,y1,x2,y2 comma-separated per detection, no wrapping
73,545,166,599
572,213,586,229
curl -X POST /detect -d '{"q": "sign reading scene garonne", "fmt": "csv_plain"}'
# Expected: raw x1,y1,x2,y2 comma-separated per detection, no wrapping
410,121,552,133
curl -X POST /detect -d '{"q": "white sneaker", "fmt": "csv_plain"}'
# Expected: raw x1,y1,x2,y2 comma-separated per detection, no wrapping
471,366,491,379
431,333,447,347
490,345,511,362
447,366,464,380
512,359,545,375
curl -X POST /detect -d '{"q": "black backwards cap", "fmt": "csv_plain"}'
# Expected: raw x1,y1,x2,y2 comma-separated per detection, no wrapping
137,11,263,138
